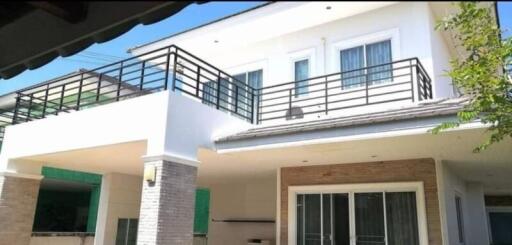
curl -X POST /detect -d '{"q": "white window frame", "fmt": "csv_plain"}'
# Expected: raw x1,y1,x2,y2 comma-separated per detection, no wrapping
288,181,429,245
486,206,512,245
221,60,266,110
330,28,400,92
226,59,267,84
288,48,316,98
454,192,466,245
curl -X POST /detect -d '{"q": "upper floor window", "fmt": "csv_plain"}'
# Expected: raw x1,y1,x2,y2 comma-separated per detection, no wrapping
294,59,309,97
340,40,392,89
202,69,262,113
233,69,263,90
233,69,263,117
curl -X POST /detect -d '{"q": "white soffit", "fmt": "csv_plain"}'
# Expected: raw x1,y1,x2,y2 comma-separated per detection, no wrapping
136,2,398,54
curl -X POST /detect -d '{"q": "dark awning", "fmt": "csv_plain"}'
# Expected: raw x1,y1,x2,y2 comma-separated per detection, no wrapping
0,1,196,79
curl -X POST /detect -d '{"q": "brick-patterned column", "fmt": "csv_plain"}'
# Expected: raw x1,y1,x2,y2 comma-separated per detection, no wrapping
137,160,197,245
0,174,41,245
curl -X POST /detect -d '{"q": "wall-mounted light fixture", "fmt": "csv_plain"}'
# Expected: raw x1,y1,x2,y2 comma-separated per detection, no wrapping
144,165,156,183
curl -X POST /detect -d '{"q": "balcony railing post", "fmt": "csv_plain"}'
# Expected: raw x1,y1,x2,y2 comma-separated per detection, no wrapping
257,89,262,124
234,84,239,114
172,51,178,91
26,94,33,122
416,64,422,102
164,48,171,91
363,68,370,104
140,61,146,91
116,62,123,102
251,90,256,124
196,66,201,97
96,74,102,102
216,71,221,109
12,95,20,124
427,71,433,99
42,84,49,118
410,60,416,102
59,84,65,113
365,71,369,105
77,73,84,110
325,76,329,115
289,88,292,115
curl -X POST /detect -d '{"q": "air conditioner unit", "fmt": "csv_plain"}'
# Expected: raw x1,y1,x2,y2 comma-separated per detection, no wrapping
285,106,304,120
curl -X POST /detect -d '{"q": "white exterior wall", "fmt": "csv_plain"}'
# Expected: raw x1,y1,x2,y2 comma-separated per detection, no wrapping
95,173,142,245
465,183,490,245
0,90,250,174
132,2,455,125
439,162,490,245
427,4,457,99
206,177,276,245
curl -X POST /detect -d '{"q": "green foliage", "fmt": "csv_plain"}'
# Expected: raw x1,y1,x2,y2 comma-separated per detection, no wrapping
432,2,512,152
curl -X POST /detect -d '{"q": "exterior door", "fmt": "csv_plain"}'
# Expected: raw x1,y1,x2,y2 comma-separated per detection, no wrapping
296,191,420,245
296,193,350,245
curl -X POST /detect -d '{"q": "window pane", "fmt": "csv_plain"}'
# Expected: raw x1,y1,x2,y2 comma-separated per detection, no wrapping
297,194,321,245
366,40,392,85
233,73,247,84
240,70,262,119
332,193,350,245
385,192,419,245
489,212,512,244
294,59,309,97
115,219,128,245
297,194,304,245
202,81,216,106
219,77,231,111
305,194,322,245
355,193,385,245
323,194,332,245
340,46,365,89
248,70,263,89
127,219,138,245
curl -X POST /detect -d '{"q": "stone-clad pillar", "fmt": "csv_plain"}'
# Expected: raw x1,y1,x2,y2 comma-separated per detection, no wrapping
0,173,42,245
137,159,197,245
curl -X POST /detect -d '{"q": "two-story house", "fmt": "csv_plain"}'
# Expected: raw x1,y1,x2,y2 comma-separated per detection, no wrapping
0,2,510,245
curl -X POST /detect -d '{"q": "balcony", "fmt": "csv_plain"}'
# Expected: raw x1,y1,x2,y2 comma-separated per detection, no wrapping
0,45,432,144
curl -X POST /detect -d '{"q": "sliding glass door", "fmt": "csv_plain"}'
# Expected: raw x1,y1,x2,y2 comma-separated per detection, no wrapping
297,194,350,245
296,191,420,245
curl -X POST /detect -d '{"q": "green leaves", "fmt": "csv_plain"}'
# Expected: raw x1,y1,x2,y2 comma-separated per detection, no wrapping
434,2,512,152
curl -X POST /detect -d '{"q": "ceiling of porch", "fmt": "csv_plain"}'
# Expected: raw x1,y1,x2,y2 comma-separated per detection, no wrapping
197,127,511,194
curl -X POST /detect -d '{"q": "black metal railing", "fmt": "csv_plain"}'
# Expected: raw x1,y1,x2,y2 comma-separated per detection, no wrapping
11,45,256,125
0,45,433,146
256,58,432,123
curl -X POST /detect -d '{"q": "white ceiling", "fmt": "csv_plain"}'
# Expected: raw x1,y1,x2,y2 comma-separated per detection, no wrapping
134,2,398,57
20,127,511,194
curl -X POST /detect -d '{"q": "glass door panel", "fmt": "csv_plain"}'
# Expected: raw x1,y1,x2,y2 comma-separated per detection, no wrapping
386,192,419,245
332,194,350,245
296,191,420,245
489,212,512,244
297,194,350,245
355,193,385,245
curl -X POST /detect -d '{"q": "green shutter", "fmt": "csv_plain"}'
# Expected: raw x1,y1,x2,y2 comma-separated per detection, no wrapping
194,188,210,235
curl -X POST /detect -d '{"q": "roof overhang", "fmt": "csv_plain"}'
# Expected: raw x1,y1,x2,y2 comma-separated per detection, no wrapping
214,98,475,152
0,1,196,79
129,2,399,57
